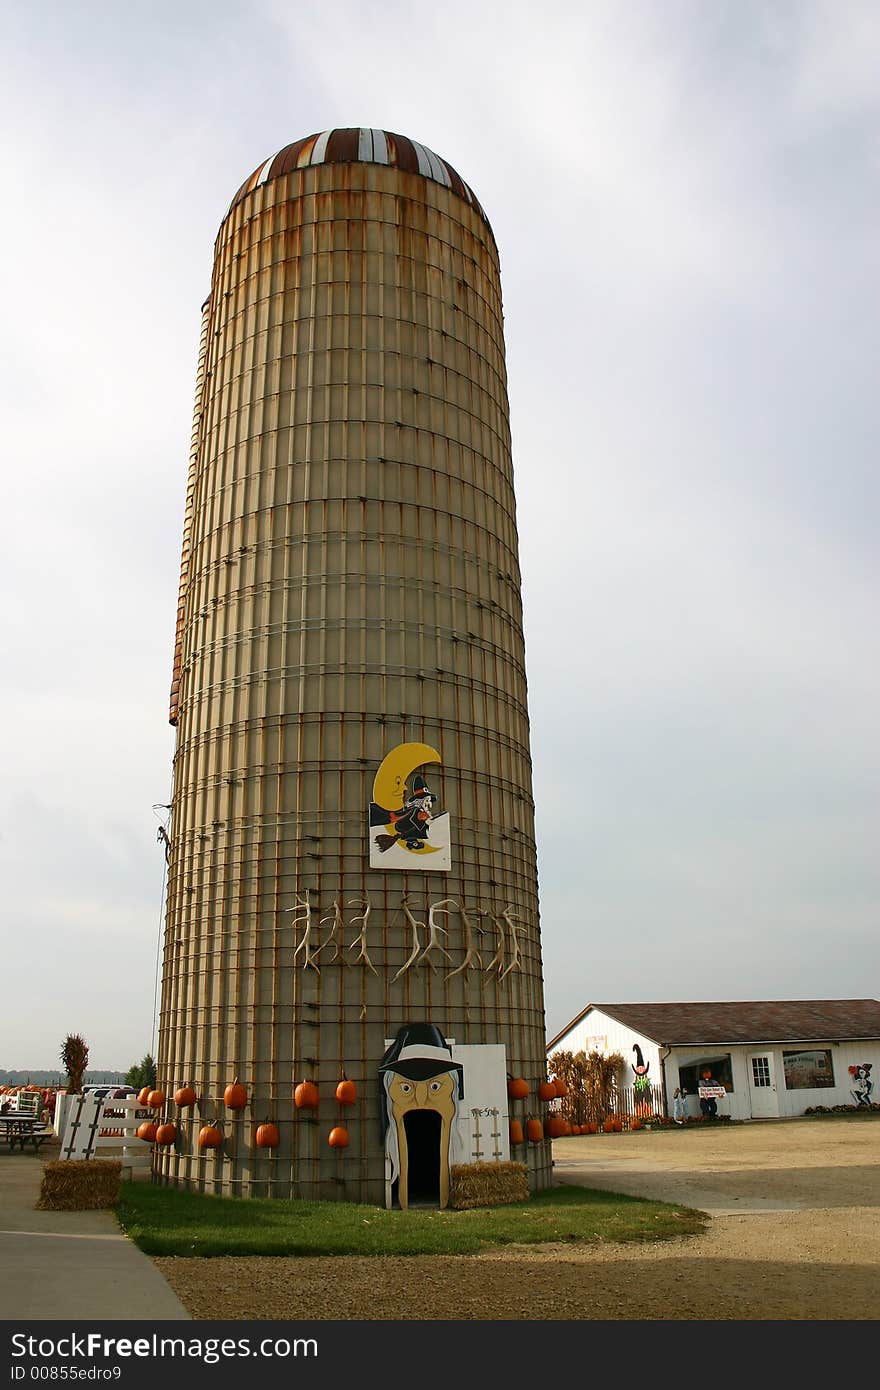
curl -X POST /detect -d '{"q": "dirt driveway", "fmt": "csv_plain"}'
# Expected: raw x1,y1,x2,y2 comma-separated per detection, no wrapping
155,1118,880,1321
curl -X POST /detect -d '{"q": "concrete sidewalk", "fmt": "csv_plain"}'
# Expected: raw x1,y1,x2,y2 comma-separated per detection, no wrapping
0,1151,190,1320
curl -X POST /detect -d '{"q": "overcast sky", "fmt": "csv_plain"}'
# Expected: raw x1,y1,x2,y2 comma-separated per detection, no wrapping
2,1,878,1070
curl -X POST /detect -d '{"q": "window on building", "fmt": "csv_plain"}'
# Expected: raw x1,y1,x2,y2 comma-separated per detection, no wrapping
678,1055,734,1093
782,1049,835,1090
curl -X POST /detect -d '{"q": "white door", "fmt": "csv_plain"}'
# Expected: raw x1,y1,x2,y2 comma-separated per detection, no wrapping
747,1053,778,1118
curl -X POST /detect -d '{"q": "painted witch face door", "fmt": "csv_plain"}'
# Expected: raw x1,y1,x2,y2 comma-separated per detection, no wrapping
380,1025,463,1209
369,742,451,870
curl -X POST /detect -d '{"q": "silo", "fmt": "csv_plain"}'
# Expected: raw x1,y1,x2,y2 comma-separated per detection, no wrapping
158,128,551,1205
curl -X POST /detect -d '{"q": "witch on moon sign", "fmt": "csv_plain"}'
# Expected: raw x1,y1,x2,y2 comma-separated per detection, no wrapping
369,742,452,870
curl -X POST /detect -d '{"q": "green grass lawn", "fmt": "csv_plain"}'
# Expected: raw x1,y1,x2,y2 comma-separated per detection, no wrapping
116,1181,707,1258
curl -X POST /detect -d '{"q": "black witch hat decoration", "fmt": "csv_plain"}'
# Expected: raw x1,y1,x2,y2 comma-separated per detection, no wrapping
379,1023,464,1097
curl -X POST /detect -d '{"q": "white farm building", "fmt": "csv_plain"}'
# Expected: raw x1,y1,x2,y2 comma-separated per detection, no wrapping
546,1000,880,1122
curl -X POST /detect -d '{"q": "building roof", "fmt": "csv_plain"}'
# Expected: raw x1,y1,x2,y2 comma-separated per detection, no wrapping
228,128,489,229
546,999,880,1052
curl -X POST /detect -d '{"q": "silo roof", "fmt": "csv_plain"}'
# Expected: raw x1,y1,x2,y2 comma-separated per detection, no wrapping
228,128,490,231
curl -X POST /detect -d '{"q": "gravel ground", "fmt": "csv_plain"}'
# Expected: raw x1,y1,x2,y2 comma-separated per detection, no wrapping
153,1118,880,1321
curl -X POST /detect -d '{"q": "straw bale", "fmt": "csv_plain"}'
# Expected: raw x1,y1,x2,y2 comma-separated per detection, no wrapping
449,1161,529,1210
37,1160,122,1210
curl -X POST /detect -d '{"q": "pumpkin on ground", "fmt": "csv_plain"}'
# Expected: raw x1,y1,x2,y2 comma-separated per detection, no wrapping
136,1121,158,1143
255,1123,280,1149
507,1076,529,1101
174,1085,197,1108
155,1123,177,1146
294,1081,319,1110
224,1080,248,1110
328,1126,350,1149
335,1074,357,1105
146,1089,165,1109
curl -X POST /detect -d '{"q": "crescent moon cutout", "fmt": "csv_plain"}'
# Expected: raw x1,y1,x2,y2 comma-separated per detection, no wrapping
372,742,442,812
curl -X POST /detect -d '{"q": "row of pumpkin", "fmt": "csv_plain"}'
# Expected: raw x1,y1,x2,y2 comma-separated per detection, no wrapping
133,1077,355,1152
134,1073,571,1153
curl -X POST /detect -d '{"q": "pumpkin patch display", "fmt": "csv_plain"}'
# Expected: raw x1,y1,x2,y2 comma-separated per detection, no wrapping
553,1077,568,1098
136,1121,158,1143
137,1087,152,1106
198,1125,223,1150
328,1126,350,1149
545,1114,567,1139
224,1081,248,1110
255,1123,280,1149
509,1118,525,1146
507,1077,529,1101
294,1081,319,1110
525,1116,544,1143
155,1123,177,1146
174,1085,197,1109
146,1089,166,1109
537,1081,557,1103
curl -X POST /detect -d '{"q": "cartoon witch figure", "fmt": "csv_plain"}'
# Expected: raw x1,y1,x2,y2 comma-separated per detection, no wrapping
373,774,437,852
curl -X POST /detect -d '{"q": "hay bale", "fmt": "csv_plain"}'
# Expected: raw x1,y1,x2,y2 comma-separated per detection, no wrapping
449,1161,529,1210
37,1160,122,1211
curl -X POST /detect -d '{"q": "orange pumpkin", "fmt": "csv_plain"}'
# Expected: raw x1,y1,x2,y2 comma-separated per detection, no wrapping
136,1121,158,1142
546,1114,567,1139
147,1089,166,1109
538,1081,557,1103
294,1081,319,1110
631,1118,643,1131
526,1116,544,1143
255,1122,280,1149
155,1123,177,1146
224,1080,248,1110
507,1077,529,1101
509,1118,525,1145
137,1087,152,1106
328,1126,350,1149
198,1125,223,1150
335,1074,357,1106
174,1085,197,1109
553,1077,568,1098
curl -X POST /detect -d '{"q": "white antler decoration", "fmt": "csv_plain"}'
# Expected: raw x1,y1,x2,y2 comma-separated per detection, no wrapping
313,899,346,963
291,891,320,973
499,908,527,979
418,898,454,971
445,902,483,979
347,897,378,975
392,896,424,982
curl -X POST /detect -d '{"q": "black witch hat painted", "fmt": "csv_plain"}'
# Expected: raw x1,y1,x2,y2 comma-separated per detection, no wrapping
379,1023,464,1094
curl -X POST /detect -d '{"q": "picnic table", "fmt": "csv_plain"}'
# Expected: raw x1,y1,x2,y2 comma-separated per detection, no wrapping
0,1112,54,1153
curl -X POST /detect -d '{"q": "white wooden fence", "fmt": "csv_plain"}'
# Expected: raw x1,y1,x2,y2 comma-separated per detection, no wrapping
55,1095,153,1172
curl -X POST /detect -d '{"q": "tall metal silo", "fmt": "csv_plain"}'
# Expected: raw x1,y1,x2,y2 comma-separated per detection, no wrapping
158,128,551,1205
